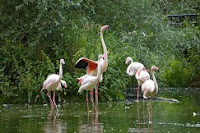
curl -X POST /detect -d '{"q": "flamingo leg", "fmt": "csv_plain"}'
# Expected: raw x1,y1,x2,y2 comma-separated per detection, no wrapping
137,101,140,129
136,86,140,102
52,91,58,111
47,90,54,110
148,101,152,125
95,82,99,111
143,98,145,128
86,91,89,113
90,91,95,113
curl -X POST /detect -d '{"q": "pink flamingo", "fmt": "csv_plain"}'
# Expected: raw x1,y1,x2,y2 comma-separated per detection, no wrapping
56,80,67,91
78,55,102,112
141,66,159,99
134,66,150,101
125,57,149,101
40,59,65,110
75,25,109,108
125,57,145,76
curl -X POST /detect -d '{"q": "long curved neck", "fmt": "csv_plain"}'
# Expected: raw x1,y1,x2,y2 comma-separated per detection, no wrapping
128,58,133,64
151,70,158,93
96,62,102,80
58,62,63,82
126,64,135,76
100,30,108,58
135,67,142,79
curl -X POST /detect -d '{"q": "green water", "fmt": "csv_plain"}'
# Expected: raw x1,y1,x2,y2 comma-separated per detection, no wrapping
0,88,200,133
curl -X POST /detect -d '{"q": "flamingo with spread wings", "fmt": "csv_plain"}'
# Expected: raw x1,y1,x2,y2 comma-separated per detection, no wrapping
75,25,109,108
78,55,102,112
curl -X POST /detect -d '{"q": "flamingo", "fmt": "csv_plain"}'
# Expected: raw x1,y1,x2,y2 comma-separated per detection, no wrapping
78,55,102,112
56,80,67,91
135,67,150,101
75,25,109,108
125,56,149,101
40,59,65,110
125,57,145,76
141,66,159,99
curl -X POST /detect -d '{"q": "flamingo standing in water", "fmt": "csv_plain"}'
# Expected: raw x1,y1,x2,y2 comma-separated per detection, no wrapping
125,57,149,101
135,67,150,101
40,59,65,110
75,25,109,108
141,66,159,99
78,55,102,112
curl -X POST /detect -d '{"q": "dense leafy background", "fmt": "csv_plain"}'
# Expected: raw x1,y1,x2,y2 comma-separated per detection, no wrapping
0,0,199,103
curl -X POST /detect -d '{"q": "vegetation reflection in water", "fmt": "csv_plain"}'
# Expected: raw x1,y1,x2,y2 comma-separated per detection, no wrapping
0,88,200,133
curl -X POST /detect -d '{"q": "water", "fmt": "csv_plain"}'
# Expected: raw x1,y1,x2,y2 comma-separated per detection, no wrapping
0,88,200,133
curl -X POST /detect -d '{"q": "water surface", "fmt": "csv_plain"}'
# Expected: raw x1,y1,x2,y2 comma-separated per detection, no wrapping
0,88,200,133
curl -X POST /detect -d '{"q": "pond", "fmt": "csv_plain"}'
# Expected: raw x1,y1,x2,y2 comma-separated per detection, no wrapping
0,88,200,133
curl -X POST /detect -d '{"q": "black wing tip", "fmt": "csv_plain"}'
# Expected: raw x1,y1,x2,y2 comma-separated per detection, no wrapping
75,60,88,69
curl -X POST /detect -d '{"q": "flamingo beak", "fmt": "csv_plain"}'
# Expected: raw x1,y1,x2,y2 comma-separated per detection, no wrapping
64,84,67,89
155,67,159,71
40,88,44,93
101,25,110,31
105,25,110,29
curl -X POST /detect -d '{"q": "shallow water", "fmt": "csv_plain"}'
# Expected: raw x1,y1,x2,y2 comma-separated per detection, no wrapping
0,88,200,133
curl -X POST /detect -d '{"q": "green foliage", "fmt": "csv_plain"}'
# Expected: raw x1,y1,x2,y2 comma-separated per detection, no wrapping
161,59,195,87
0,0,199,103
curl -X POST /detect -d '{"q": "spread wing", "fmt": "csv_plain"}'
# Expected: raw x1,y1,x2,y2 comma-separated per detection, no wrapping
75,57,98,72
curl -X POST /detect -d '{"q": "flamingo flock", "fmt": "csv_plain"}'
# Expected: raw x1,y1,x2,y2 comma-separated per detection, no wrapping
125,57,159,101
40,25,159,112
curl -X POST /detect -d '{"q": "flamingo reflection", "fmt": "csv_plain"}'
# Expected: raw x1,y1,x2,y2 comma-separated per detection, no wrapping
79,108,103,133
128,101,153,132
43,110,67,133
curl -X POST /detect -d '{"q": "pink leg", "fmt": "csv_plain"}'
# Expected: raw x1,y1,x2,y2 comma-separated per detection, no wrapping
148,101,152,125
47,91,54,110
137,101,140,128
90,91,95,113
143,98,145,127
52,91,58,110
136,86,140,102
95,82,99,111
86,92,89,113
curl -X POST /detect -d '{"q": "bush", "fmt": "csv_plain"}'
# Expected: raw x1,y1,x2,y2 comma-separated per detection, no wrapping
0,0,199,103
161,59,195,87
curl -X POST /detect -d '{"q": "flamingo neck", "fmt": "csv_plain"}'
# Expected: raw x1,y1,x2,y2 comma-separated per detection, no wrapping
129,58,133,64
135,67,142,79
151,69,158,93
126,64,135,76
100,30,108,58
96,61,102,81
58,62,63,82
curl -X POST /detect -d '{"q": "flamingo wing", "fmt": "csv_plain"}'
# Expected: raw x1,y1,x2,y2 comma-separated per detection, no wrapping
75,57,98,72
42,74,59,90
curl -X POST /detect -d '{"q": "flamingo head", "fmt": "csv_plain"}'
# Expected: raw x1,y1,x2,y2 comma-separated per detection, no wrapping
60,59,65,65
125,57,133,64
98,54,104,60
151,65,159,71
99,54,108,73
101,25,110,31
60,80,67,89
